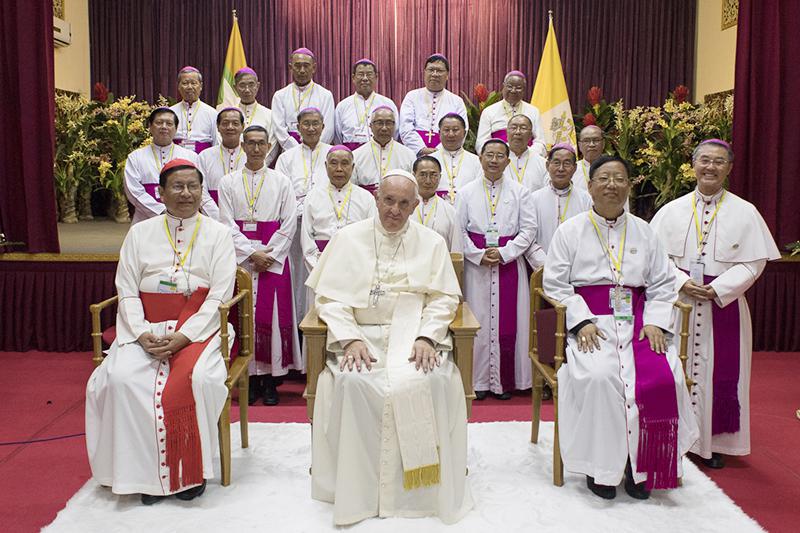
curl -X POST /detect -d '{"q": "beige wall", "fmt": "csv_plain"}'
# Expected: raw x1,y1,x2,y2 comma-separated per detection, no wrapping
54,0,90,96
694,0,737,103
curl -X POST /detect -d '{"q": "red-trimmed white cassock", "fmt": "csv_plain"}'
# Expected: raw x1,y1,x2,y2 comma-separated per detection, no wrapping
502,148,548,192
399,88,468,155
544,211,699,488
352,138,416,194
650,189,780,460
124,143,198,225
431,147,481,205
334,93,399,150
86,211,236,495
271,82,335,150
456,176,536,394
412,195,463,253
197,143,246,220
218,165,302,377
170,100,218,153
524,183,593,268
475,100,546,157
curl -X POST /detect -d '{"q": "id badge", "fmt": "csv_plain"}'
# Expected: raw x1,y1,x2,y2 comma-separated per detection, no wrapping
158,278,179,294
486,222,500,248
243,222,258,232
154,188,160,200
182,140,196,152
609,286,633,321
689,258,705,284
354,132,369,143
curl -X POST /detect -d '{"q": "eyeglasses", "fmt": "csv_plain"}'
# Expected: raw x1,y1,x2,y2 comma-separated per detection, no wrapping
168,183,202,193
695,157,729,167
579,137,603,145
482,153,508,161
371,120,395,128
354,72,376,80
299,120,322,128
592,175,630,186
151,119,175,128
243,140,269,148
504,85,525,93
425,67,447,75
415,171,441,181
548,161,575,169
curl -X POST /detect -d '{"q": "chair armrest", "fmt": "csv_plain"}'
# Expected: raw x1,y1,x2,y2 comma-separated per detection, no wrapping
673,300,694,390
535,288,566,312
449,302,480,418
90,295,119,367
300,307,328,421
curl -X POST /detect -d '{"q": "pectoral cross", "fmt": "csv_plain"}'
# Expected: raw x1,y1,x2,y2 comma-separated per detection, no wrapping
425,130,435,144
369,282,386,307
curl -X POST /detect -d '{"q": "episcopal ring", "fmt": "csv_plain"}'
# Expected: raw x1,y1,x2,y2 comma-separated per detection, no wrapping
580,337,587,343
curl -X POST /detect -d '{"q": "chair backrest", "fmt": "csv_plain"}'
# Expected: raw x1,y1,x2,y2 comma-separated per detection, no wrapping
450,252,464,292
529,267,566,368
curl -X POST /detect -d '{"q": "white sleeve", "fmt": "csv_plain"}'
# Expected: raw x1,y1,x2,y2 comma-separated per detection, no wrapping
642,230,679,332
498,187,536,264
124,152,165,218
320,90,336,144
475,108,491,155
199,185,220,221
709,260,767,308
399,93,424,155
333,103,344,145
301,200,320,273
271,91,299,151
114,229,151,345
218,178,256,265
456,193,484,265
543,227,596,331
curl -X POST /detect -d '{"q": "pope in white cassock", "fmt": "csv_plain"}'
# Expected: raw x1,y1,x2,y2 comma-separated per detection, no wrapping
218,126,300,407
276,107,332,324
457,140,535,400
544,155,698,500
352,106,416,195
170,67,217,154
412,156,463,252
525,143,592,268
650,139,780,470
124,107,204,225
86,159,235,505
475,71,546,157
197,107,246,220
334,59,399,150
307,170,472,526
271,48,335,150
218,67,278,167
502,114,548,192
431,113,481,204
399,54,468,156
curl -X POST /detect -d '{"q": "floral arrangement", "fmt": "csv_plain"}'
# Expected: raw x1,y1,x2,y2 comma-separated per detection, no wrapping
461,83,502,153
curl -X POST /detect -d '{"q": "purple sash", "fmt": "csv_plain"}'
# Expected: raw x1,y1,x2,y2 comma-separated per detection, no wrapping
315,239,329,253
416,129,440,149
142,183,162,203
468,231,518,392
288,131,301,143
236,220,294,367
491,129,534,147
359,183,378,195
576,285,679,490
174,139,212,154
342,142,363,151
435,190,452,200
208,189,219,205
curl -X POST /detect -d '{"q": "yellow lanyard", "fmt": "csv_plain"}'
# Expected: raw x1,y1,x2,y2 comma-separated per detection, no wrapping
218,145,243,173
417,196,439,226
241,103,257,127
181,101,195,137
163,215,201,269
443,149,465,201
151,144,174,173
482,179,501,221
557,187,574,223
511,152,529,183
242,169,266,220
580,161,589,186
370,140,394,177
588,211,627,283
356,92,376,127
692,190,725,253
328,183,353,223
293,82,315,112
302,145,321,190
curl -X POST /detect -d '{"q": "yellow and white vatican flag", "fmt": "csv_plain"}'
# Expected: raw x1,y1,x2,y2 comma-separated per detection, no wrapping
531,13,576,149
216,11,247,107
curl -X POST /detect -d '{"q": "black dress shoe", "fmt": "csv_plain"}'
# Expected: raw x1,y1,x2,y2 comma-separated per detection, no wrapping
542,385,553,401
474,390,488,401
586,476,616,499
702,452,725,469
263,376,280,406
494,391,512,400
248,375,264,405
624,462,651,500
141,493,166,505
175,480,206,501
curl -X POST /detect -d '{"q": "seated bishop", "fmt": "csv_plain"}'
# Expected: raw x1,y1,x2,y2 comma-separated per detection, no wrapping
218,125,301,407
412,155,462,252
169,66,218,153
543,155,699,500
197,107,246,220
352,106,416,195
86,159,236,505
306,170,473,526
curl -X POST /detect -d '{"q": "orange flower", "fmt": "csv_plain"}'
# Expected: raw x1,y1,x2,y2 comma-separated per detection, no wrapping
587,86,603,106
583,113,597,126
473,83,489,104
673,85,689,103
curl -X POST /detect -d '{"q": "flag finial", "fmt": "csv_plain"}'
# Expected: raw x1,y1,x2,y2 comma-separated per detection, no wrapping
232,8,237,20
548,9,553,20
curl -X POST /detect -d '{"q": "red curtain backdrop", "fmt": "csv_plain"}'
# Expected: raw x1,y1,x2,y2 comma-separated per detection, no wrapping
89,0,695,109
731,0,800,247
0,0,59,253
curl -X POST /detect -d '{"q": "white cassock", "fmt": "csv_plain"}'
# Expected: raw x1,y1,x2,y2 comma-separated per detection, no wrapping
524,184,593,268
650,189,780,459
276,142,332,322
352,139,416,194
399,88,469,154
218,166,302,376
170,100,218,153
123,143,202,225
307,217,472,526
86,212,236,495
475,99,546,156
456,176,535,394
334,92,399,148
503,148,548,192
215,101,279,167
544,211,699,488
197,144,246,220
271,82,336,150
412,195,463,253
431,147,482,205
572,159,591,192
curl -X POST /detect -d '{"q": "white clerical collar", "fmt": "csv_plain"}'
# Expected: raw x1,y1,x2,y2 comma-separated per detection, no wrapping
165,211,200,227
592,207,626,228
374,215,409,238
243,164,266,175
443,147,463,158
182,100,197,110
153,142,173,153
355,91,374,101
483,175,504,187
303,143,320,152
512,148,529,160
372,138,393,149
425,88,444,97
421,195,436,205
223,143,240,152
294,81,313,92
695,187,725,203
240,101,257,112
550,183,572,196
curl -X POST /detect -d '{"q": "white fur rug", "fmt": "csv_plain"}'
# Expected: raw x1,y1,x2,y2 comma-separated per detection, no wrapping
45,422,763,532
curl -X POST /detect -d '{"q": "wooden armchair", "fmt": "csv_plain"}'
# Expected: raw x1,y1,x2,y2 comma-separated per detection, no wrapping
300,252,480,421
528,267,693,486
89,267,255,487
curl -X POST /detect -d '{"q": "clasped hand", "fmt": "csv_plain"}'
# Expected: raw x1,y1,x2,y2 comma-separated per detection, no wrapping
680,280,717,301
249,246,275,272
138,331,191,361
576,323,667,354
480,248,502,266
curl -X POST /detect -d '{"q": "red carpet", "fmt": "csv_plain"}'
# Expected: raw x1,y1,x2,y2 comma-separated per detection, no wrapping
0,351,796,532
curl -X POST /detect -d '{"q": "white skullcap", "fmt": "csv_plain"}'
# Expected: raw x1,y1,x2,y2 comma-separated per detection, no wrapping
381,168,418,185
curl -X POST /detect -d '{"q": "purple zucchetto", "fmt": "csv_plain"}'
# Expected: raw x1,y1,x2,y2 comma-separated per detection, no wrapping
504,70,527,81
291,47,315,58
549,142,576,157
698,138,732,151
178,66,200,74
353,58,376,67
328,145,353,155
235,67,258,78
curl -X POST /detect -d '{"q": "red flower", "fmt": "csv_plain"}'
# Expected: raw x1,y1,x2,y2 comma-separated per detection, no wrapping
587,86,603,106
673,85,689,103
473,83,489,104
93,82,109,103
583,113,597,126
